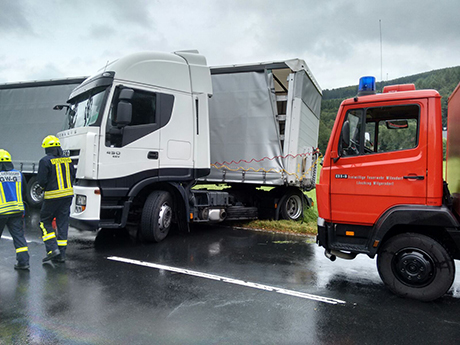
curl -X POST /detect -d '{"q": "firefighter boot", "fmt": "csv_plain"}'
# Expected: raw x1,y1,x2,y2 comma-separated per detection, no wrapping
43,249,60,263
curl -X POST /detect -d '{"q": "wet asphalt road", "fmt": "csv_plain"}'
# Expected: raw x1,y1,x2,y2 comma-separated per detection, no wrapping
1,210,460,344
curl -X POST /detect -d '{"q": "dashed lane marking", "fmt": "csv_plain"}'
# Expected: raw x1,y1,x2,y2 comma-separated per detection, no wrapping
107,256,346,305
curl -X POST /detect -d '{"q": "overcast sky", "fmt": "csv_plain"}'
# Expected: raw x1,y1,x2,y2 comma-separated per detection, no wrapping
1,0,459,90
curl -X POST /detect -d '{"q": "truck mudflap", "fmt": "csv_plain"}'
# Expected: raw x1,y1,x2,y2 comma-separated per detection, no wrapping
316,217,328,248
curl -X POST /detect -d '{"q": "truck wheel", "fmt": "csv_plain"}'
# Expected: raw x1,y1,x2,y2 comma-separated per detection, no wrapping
26,176,44,208
279,190,304,221
377,233,455,301
141,191,173,243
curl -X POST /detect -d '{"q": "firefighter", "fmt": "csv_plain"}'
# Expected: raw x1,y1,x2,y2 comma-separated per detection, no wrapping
37,135,75,263
0,149,30,270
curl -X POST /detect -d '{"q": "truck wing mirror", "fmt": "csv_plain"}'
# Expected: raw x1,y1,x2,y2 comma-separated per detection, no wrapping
53,104,69,111
119,88,134,101
341,120,350,148
116,101,132,126
333,120,350,163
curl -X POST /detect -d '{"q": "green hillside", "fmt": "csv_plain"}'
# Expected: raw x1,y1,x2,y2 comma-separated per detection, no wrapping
318,66,460,152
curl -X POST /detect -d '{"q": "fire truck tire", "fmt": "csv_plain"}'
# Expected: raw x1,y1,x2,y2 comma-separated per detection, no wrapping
141,191,173,243
279,190,304,221
377,233,455,301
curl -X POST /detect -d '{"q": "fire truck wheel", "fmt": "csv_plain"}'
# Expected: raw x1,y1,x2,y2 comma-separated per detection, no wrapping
279,190,304,221
377,233,455,301
141,191,173,243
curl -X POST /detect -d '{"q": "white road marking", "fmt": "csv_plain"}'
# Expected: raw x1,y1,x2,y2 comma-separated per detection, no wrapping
107,256,346,305
1,235,40,244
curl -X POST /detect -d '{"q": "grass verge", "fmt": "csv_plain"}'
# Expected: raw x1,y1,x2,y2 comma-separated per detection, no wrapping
233,189,318,236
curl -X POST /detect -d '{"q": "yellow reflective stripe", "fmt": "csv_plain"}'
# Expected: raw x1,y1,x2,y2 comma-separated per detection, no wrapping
40,222,48,236
43,232,56,241
0,210,23,215
0,183,5,203
16,247,28,253
57,240,68,246
44,188,74,199
65,162,72,189
16,181,22,203
56,163,64,190
0,201,24,214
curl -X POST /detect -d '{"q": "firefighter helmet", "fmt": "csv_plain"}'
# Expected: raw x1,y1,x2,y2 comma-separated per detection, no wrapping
42,135,61,148
0,149,12,162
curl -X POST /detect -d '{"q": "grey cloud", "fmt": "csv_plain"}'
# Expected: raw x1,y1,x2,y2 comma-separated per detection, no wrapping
0,2,33,34
25,63,64,81
86,24,118,40
96,0,154,29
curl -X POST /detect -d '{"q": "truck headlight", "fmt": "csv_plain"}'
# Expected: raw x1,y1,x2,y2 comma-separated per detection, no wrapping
75,194,87,213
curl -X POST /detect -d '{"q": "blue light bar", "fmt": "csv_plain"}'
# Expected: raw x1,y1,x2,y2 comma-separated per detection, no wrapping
358,76,376,96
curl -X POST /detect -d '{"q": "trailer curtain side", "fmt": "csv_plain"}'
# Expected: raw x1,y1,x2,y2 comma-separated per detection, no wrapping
0,81,83,173
203,61,322,188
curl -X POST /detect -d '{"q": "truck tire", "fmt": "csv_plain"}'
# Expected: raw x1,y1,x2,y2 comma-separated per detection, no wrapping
26,176,44,208
377,233,455,301
279,190,304,221
140,191,173,243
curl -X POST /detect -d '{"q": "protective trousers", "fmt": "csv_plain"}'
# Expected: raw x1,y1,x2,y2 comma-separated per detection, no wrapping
39,197,72,259
0,215,29,266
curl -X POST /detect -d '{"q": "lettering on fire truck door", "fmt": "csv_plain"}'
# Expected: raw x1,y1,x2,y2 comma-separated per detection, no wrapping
330,101,427,225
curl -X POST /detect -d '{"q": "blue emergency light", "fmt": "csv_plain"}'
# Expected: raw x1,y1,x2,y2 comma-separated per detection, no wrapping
358,76,376,96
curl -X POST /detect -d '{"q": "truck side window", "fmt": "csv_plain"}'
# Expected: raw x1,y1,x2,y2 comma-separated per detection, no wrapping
108,88,156,127
365,105,419,154
106,88,157,147
341,110,363,156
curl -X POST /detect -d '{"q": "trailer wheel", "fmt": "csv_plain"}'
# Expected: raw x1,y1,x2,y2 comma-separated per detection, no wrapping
26,176,44,208
279,190,304,221
140,191,173,243
377,233,455,301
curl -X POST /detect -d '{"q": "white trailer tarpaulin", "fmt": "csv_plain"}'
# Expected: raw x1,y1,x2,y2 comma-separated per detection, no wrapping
206,70,284,185
204,60,322,188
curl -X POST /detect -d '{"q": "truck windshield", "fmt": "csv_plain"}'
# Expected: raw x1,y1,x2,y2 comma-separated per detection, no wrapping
64,87,108,129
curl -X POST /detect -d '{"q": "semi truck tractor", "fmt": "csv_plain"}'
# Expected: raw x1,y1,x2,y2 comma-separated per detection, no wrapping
317,76,460,301
57,51,322,242
0,78,86,207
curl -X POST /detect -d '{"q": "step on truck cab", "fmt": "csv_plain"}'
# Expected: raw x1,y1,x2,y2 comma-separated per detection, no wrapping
58,50,322,243
317,76,460,301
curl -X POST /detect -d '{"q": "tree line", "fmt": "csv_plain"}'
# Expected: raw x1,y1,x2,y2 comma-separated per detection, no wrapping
318,66,460,152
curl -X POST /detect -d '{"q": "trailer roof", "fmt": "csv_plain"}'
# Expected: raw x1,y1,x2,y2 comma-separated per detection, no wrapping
210,59,322,95
0,77,88,90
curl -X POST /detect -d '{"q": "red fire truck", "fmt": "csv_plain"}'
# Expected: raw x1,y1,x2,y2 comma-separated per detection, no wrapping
317,77,460,301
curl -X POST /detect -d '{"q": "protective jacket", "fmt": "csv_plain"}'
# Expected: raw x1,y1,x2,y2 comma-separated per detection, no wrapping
0,162,26,217
37,147,76,200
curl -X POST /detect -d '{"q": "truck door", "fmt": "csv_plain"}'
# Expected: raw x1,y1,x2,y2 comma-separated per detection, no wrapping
330,101,427,225
101,86,173,180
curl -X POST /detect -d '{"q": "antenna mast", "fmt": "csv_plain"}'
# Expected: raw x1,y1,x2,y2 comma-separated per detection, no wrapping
379,19,383,81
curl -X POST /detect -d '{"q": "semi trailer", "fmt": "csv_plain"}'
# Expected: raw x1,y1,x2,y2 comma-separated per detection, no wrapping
0,78,86,207
56,51,322,242
317,76,460,301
